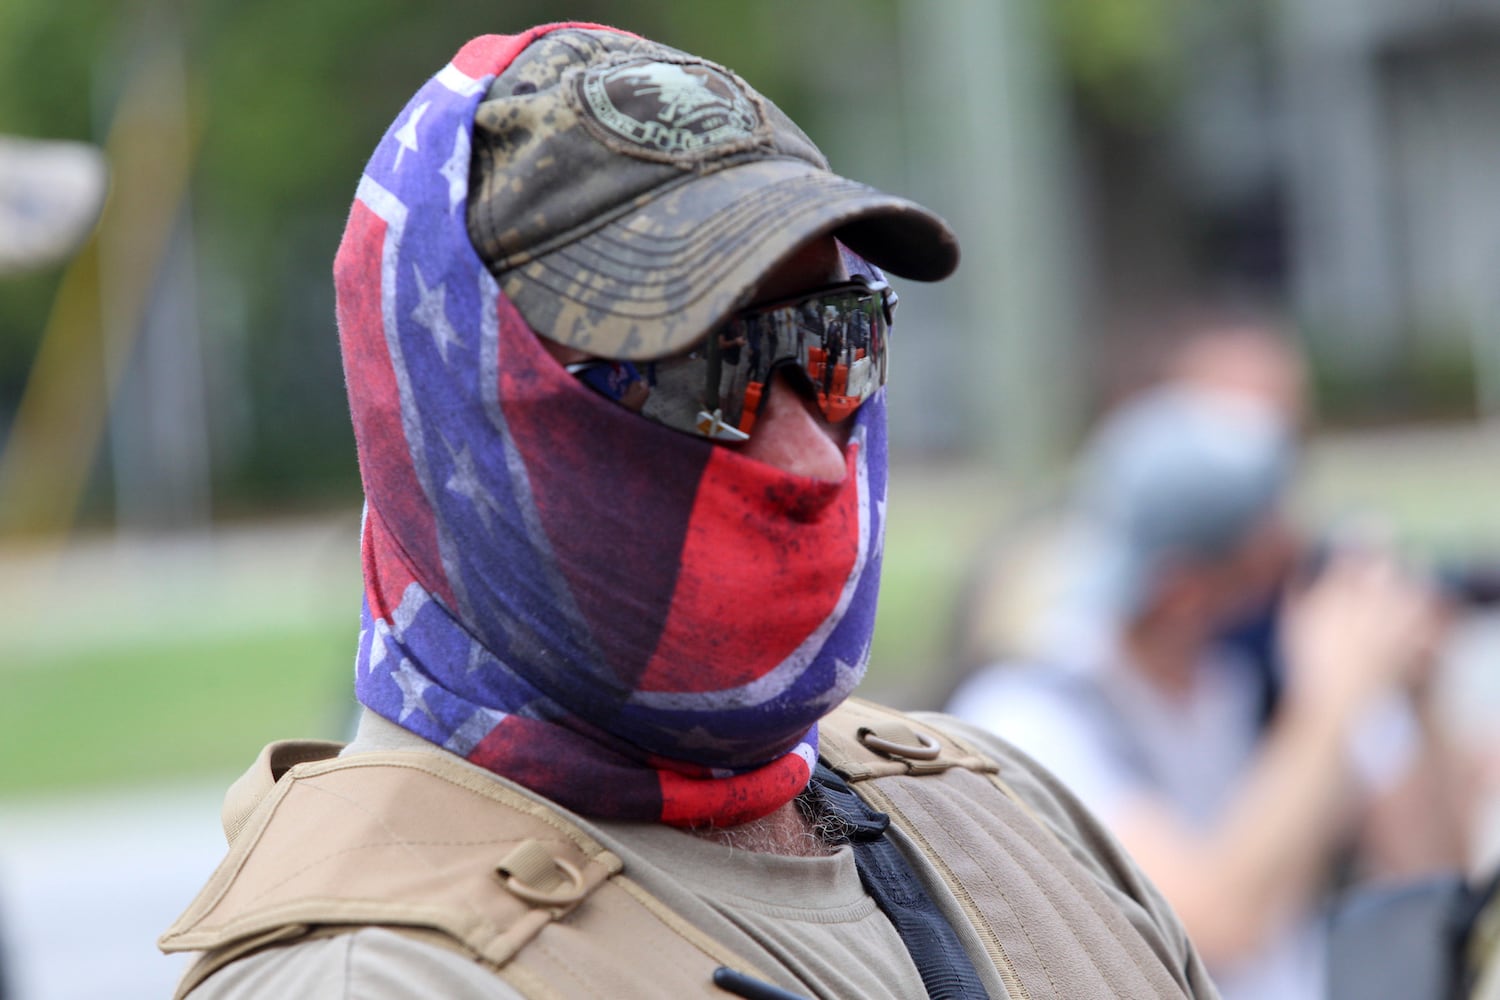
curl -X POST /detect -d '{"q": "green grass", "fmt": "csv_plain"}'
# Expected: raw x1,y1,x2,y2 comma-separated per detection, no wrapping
868,470,1020,703
0,472,1008,799
0,624,354,797
4,426,1493,800
0,524,986,798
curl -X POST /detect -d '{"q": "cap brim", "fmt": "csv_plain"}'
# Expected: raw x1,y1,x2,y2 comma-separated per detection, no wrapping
499,157,959,359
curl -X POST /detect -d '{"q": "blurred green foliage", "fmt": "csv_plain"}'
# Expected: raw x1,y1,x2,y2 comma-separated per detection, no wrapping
0,0,898,515
0,0,118,407
0,623,352,795
1044,0,1190,126
1308,331,1481,427
3,0,1482,526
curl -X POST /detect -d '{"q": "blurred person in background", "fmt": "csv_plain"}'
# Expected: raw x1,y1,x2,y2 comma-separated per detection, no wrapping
944,311,1311,698
159,22,1221,1000
946,314,1472,1000
0,132,107,1000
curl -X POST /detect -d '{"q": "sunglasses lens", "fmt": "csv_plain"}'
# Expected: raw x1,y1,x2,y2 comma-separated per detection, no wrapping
570,278,893,442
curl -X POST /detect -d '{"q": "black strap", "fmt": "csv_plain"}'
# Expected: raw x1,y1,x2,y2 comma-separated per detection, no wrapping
1456,866,1500,1000
1325,867,1500,1000
810,764,987,1000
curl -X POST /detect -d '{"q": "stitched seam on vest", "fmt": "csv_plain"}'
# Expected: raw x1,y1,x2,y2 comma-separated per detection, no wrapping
935,766,1126,993
498,959,563,1000
1028,839,1187,996
240,778,513,944
163,751,621,951
938,773,1187,996
268,756,618,949
161,776,301,946
169,753,626,967
1022,828,1175,994
900,764,1187,996
915,716,1071,852
172,750,784,998
967,770,1188,995
528,937,615,998
298,754,615,856
232,833,579,911
891,778,1074,998
851,776,1033,1000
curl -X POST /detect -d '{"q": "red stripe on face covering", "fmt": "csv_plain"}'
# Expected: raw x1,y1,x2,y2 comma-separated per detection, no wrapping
637,443,862,694
362,512,421,621
337,200,453,610
469,713,667,819
492,303,711,693
658,752,813,828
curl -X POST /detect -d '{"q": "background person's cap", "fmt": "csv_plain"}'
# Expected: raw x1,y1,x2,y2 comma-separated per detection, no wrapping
1065,385,1297,620
466,27,960,360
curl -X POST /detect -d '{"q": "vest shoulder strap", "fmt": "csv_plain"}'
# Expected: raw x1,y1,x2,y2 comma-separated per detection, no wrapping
820,700,1201,999
819,696,999,780
159,744,760,999
821,694,1063,842
164,705,1063,999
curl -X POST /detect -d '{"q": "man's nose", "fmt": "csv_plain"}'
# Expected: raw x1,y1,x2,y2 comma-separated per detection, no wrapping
739,370,850,481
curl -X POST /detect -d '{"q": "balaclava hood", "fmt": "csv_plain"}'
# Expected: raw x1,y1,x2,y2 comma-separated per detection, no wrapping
334,26,888,828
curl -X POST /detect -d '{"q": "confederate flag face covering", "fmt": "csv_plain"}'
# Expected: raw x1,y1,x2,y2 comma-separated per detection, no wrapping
334,25,888,829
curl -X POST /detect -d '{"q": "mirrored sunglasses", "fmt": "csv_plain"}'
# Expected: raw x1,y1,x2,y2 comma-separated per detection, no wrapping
566,276,897,442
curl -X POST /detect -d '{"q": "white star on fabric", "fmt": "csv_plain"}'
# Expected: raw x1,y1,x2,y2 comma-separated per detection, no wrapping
444,706,507,756
465,640,495,675
393,583,427,632
873,497,888,557
832,657,862,694
393,658,438,724
367,618,392,673
392,101,430,171
440,125,470,211
444,440,504,533
411,264,462,362
809,657,864,714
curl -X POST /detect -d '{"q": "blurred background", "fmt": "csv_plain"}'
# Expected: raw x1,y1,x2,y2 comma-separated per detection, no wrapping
3,0,1500,997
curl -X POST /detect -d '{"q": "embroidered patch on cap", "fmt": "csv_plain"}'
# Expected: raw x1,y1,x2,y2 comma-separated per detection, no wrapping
577,58,761,160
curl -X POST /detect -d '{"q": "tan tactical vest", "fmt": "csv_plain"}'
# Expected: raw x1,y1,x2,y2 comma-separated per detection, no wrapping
160,698,1199,999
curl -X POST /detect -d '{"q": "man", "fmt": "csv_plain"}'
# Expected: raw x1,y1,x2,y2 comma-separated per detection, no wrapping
947,373,1462,1000
946,315,1311,689
161,23,1216,999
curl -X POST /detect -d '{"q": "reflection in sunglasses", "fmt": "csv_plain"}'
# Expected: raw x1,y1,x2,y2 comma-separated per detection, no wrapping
567,276,895,442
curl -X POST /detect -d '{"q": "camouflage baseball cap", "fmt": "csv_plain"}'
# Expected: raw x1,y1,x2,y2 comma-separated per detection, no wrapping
467,27,960,360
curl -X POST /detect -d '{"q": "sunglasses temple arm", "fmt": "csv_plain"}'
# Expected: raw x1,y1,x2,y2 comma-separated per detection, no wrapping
704,327,722,411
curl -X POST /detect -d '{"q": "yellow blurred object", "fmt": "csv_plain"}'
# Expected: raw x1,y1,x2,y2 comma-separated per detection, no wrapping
0,47,197,539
